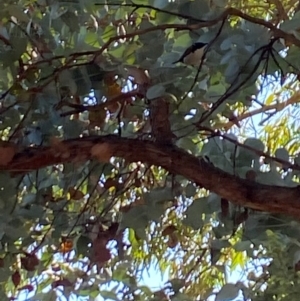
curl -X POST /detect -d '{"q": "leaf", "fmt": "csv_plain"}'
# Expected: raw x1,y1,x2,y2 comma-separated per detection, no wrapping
189,0,210,18
275,147,289,162
59,239,74,253
215,283,240,301
126,66,150,85
99,290,119,301
255,170,285,186
220,38,233,51
185,183,197,197
213,0,227,8
201,137,223,156
71,66,92,95
265,93,275,105
63,119,85,139
146,84,166,100
92,239,111,263
105,81,122,100
224,59,239,81
120,205,149,238
21,254,39,272
11,270,21,287
169,278,185,294
76,235,92,257
61,11,80,32
153,0,170,9
144,187,174,205
176,137,197,154
8,5,29,22
138,20,161,44
68,187,85,200
244,138,265,152
211,239,231,250
211,247,221,265
162,225,177,236
183,199,205,230
280,11,300,32
233,241,252,252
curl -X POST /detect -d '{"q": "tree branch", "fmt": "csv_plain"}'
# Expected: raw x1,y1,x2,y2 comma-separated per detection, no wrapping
223,89,300,128
3,135,300,218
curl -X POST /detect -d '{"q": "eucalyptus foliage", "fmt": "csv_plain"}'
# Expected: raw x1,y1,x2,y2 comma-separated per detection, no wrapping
0,0,300,300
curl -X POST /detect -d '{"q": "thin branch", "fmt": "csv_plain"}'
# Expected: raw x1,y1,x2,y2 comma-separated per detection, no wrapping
266,0,289,21
60,90,139,116
96,2,208,22
223,90,300,128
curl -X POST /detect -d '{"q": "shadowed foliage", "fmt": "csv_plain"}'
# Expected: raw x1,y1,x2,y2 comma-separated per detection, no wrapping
0,0,300,300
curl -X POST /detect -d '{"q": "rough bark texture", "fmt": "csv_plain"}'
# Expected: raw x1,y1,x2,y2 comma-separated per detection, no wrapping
2,135,300,218
149,98,174,144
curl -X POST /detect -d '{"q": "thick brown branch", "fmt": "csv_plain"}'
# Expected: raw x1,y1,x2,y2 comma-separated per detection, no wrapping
3,135,300,218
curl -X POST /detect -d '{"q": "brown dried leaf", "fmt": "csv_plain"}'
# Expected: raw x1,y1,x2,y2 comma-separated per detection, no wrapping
126,66,150,85
68,187,85,200
12,270,21,287
105,81,122,100
21,254,39,271
59,239,74,253
162,225,177,236
104,178,118,189
18,284,34,292
93,238,111,264
167,233,178,249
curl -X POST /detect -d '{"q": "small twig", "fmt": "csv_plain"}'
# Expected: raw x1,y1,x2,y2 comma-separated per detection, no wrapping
222,89,300,128
60,90,139,117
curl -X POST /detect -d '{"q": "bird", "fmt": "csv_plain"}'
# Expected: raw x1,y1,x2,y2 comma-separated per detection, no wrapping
173,42,208,66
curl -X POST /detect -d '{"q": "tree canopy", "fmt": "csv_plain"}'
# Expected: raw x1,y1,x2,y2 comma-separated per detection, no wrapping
1,0,300,300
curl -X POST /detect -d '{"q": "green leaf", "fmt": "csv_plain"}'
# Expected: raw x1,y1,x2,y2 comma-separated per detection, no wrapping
201,137,223,156
175,137,197,154
146,84,166,99
61,11,80,32
185,183,197,198
275,147,289,162
211,239,231,250
76,235,92,256
169,278,185,293
99,290,119,301
153,0,170,9
280,11,300,32
215,283,240,301
120,206,149,237
233,240,252,252
7,5,29,22
183,198,211,230
244,138,265,152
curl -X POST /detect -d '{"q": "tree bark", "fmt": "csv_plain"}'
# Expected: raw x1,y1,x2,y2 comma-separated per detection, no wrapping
2,135,300,218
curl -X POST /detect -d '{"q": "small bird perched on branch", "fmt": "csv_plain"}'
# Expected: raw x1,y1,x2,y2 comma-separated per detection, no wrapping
173,42,208,66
